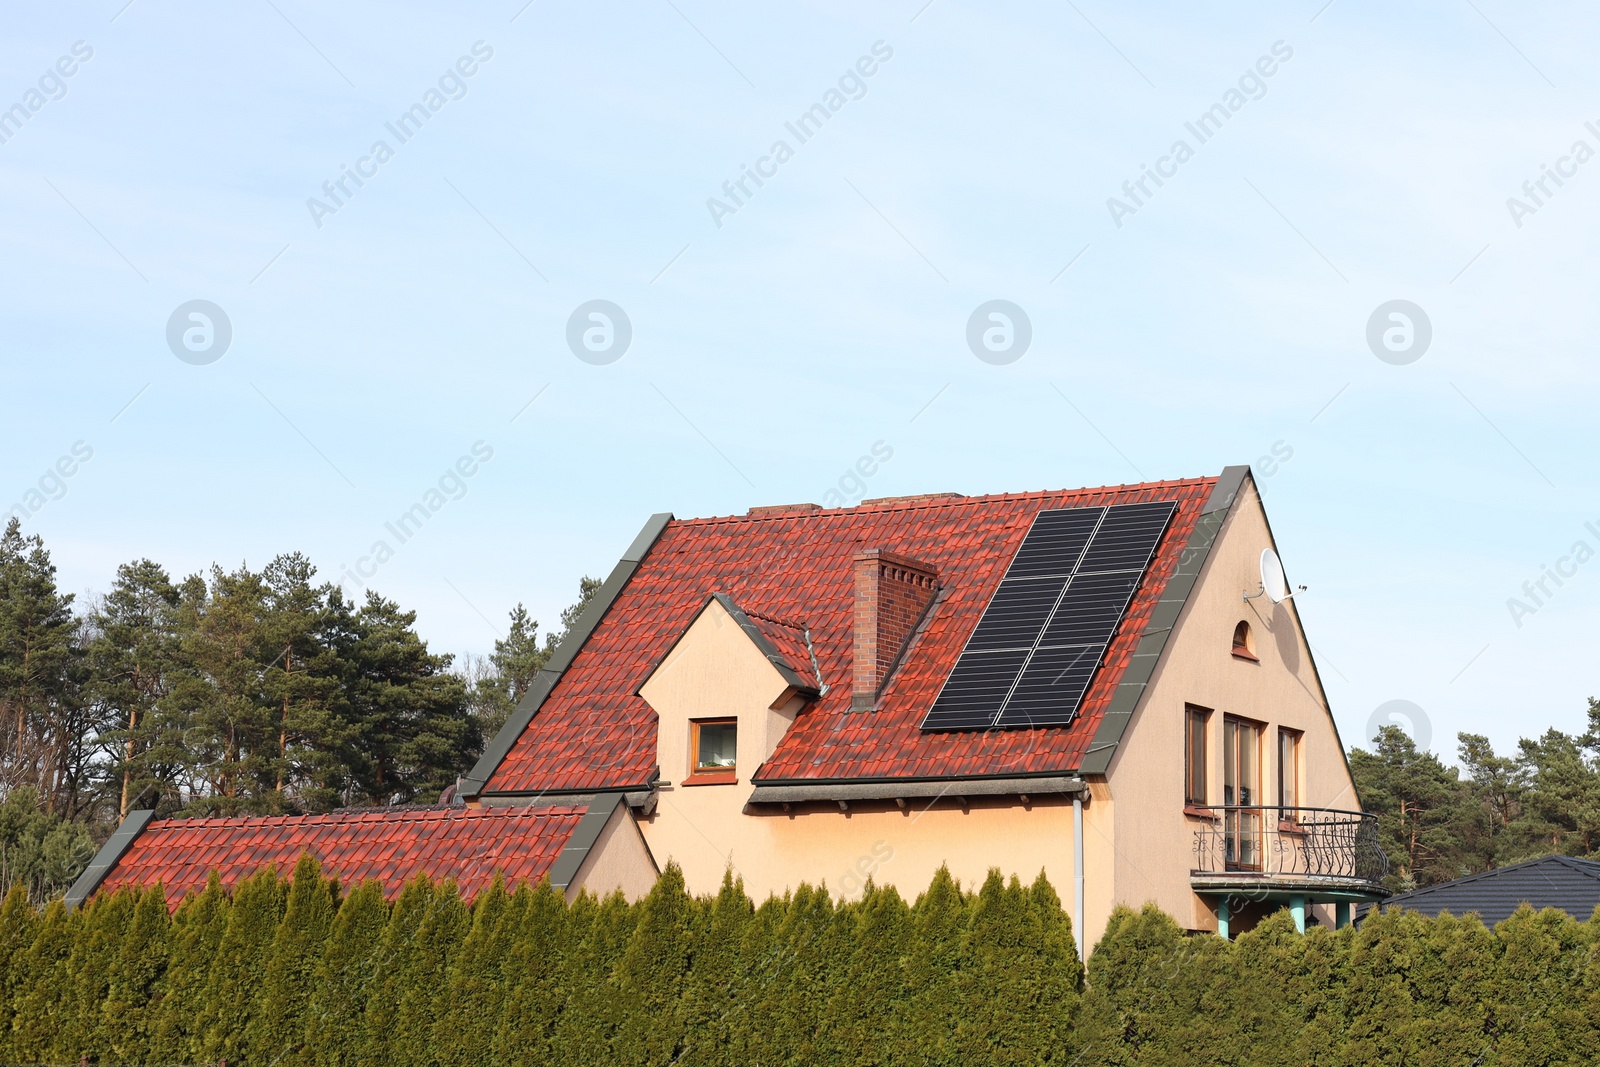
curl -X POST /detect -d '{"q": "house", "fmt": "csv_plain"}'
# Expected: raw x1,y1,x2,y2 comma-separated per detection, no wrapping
72,465,1388,950
1361,855,1600,926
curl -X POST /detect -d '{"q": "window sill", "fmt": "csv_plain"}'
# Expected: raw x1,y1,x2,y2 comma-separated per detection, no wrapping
1183,804,1218,820
683,770,738,786
1231,648,1259,662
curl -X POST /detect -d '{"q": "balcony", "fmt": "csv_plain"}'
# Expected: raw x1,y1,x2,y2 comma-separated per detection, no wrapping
1189,805,1390,934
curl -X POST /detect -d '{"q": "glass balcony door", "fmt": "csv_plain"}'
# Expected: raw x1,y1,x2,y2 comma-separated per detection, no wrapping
1223,717,1263,871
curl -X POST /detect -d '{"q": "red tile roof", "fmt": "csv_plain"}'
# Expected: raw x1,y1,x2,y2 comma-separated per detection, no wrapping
483,477,1218,792
96,805,586,907
745,609,820,691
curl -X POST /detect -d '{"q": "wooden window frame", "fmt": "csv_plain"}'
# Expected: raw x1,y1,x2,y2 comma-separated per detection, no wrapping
1277,727,1302,814
1231,620,1258,661
1183,704,1211,812
686,718,738,785
1222,714,1266,871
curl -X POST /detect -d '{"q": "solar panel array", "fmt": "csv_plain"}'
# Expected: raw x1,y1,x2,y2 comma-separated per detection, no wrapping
920,501,1177,732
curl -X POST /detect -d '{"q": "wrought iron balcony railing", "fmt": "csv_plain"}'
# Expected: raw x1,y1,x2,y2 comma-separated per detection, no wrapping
1190,805,1389,887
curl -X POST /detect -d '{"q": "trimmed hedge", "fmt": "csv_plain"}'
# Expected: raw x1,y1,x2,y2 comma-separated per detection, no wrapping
1,856,1598,1065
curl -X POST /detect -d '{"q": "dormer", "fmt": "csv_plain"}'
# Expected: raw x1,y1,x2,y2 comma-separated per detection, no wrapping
639,594,820,788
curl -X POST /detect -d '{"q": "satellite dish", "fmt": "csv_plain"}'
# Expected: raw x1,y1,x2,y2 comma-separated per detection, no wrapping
1260,549,1289,604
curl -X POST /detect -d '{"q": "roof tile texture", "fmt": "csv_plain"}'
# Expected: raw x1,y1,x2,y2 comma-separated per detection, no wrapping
485,478,1216,792
98,805,586,907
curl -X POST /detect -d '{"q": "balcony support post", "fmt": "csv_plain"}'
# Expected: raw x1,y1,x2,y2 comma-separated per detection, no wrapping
1216,896,1230,940
1335,901,1350,929
1289,894,1307,933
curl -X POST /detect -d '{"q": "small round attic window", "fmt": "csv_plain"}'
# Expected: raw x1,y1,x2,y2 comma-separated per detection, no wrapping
1231,620,1257,660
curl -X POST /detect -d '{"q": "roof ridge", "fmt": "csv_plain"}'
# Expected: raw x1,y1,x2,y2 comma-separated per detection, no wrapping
673,476,1220,526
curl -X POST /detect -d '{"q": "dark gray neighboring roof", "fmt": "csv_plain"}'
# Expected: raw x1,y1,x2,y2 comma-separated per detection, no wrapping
1078,465,1249,777
1363,855,1600,926
63,808,155,911
460,512,673,799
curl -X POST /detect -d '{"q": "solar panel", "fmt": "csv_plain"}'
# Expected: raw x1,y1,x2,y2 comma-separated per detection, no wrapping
919,500,1176,732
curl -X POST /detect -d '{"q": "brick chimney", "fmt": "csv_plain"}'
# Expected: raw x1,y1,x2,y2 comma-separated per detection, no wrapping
852,549,939,711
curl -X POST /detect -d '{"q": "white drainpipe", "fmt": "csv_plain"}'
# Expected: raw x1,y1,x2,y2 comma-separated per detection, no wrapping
1074,790,1086,963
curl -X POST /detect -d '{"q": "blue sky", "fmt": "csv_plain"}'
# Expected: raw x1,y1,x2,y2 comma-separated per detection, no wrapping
4,0,1596,762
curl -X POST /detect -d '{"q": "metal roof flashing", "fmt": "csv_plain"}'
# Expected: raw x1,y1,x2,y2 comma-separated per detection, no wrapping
63,808,156,911
461,512,673,799
1077,465,1250,777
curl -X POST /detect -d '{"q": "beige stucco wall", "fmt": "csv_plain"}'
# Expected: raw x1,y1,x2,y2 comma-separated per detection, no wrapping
567,801,661,903
638,598,1085,924
1102,476,1355,932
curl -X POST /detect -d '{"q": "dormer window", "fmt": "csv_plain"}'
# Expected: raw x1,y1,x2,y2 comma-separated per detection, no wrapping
1231,620,1257,661
690,719,738,781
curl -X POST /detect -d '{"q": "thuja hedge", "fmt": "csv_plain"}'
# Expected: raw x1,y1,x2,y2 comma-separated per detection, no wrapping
0,856,1598,1067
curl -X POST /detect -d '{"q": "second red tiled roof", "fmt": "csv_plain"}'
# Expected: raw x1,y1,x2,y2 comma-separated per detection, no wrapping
97,805,587,907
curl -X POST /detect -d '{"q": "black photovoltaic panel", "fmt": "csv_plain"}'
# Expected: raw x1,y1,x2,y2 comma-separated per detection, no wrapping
1077,502,1178,573
1002,507,1102,579
925,649,1032,730
995,645,1103,727
920,500,1177,732
1039,572,1141,646
965,576,1069,651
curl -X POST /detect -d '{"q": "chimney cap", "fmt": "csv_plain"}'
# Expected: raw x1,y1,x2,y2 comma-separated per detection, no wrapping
852,548,938,575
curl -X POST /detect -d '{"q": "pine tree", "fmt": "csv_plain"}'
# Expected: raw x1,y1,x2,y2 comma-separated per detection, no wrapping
0,520,84,818
305,879,390,1067
0,881,39,1063
493,880,570,1067
433,875,515,1067
149,874,230,1062
101,885,171,1064
200,866,287,1063
85,558,182,817
344,594,476,805
249,853,338,1063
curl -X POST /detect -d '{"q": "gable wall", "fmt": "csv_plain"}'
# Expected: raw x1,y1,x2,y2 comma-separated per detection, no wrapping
567,801,661,903
1103,478,1356,931
638,599,1086,923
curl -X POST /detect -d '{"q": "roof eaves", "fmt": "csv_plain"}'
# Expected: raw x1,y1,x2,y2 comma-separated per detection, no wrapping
461,512,673,799
747,773,1087,805
1078,465,1249,777
64,808,156,910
